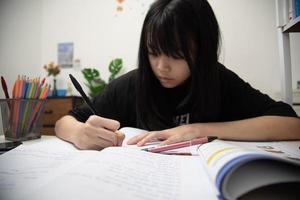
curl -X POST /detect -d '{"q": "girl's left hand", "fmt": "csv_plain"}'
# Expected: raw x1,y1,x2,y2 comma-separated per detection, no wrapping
127,124,203,146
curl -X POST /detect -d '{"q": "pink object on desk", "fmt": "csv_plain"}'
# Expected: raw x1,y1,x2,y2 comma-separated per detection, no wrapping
144,136,217,153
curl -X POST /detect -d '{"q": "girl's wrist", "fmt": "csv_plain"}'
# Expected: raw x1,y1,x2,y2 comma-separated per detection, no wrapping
187,123,210,138
70,121,85,146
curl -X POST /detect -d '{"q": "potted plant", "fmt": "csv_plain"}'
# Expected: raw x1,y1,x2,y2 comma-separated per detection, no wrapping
82,58,123,98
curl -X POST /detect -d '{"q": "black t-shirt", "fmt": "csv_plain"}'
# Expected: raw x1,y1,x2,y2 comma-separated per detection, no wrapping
70,64,298,129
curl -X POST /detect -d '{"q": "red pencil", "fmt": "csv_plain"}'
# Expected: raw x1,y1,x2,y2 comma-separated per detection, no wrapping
41,77,46,85
1,76,10,99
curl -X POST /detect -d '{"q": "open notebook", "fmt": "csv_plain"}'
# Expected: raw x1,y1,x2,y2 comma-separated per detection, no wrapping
0,127,300,200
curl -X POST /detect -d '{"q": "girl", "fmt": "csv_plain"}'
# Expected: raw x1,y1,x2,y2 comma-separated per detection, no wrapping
55,0,300,150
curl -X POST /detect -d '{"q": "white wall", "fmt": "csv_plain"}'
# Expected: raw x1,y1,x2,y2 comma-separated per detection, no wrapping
40,0,153,91
210,0,300,98
0,0,299,100
211,0,281,97
0,0,43,93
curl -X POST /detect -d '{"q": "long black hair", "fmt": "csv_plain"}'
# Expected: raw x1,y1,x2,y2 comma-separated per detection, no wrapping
137,0,221,130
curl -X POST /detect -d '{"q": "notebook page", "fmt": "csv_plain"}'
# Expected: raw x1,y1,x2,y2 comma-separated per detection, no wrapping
120,127,148,147
25,147,218,200
0,136,88,200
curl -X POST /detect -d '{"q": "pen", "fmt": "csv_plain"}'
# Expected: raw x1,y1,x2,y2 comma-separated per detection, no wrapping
143,136,217,153
69,74,98,115
1,76,10,99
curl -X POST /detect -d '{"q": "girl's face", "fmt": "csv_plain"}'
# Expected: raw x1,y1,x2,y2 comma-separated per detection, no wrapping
149,53,191,88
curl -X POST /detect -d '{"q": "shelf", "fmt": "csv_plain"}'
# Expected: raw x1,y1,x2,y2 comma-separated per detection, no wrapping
283,16,300,32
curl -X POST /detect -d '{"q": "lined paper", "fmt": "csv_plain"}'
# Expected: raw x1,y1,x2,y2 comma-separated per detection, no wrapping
0,137,218,200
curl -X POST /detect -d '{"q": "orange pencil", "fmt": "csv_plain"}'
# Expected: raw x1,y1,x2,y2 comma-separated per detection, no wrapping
12,76,22,137
12,78,16,97
39,84,50,99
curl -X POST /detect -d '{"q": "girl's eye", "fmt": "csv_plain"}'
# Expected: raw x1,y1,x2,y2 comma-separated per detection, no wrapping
171,52,185,60
148,52,159,57
171,55,183,60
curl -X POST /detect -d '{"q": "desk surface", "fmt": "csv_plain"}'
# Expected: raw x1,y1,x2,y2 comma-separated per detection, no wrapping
0,134,55,145
0,134,53,142
0,135,58,155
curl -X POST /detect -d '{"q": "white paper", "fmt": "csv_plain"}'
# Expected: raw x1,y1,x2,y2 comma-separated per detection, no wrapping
26,148,217,200
0,137,87,200
0,138,218,200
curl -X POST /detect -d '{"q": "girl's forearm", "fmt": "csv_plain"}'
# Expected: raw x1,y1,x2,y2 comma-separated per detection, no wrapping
192,116,300,141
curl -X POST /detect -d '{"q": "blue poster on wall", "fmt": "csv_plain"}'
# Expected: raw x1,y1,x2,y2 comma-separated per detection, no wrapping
58,42,74,68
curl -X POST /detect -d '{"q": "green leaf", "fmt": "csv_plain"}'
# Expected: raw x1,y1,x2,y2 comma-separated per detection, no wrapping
81,58,123,97
81,68,100,82
91,69,100,78
109,58,122,74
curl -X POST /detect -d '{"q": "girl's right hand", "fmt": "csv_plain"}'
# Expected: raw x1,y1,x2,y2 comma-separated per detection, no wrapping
73,115,124,150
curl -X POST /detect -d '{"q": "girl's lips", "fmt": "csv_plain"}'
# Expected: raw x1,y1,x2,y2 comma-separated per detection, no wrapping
158,76,172,81
159,78,173,84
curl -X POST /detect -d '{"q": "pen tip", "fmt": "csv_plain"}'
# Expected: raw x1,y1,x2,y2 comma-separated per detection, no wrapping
208,136,218,142
69,74,76,82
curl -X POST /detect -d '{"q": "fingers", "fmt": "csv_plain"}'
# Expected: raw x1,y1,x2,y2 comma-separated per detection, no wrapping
127,132,149,145
75,127,116,150
116,131,125,146
74,115,121,150
87,115,120,131
84,124,118,146
136,131,167,146
159,135,182,146
87,115,122,145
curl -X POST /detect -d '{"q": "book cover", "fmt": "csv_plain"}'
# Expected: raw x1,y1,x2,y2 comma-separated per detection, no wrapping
197,140,300,199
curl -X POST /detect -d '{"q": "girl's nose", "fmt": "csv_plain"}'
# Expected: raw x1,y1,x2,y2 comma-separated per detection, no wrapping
156,55,171,72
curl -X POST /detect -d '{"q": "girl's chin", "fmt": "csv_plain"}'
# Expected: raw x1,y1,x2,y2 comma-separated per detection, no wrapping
159,81,178,88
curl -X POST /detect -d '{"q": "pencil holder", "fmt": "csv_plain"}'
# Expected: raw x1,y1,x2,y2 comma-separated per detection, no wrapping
0,98,46,141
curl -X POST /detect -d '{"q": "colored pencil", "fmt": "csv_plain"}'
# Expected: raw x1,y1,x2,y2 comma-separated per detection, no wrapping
7,75,49,139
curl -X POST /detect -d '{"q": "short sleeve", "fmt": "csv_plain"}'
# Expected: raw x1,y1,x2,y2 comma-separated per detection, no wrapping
219,67,298,121
69,84,117,122
69,70,138,127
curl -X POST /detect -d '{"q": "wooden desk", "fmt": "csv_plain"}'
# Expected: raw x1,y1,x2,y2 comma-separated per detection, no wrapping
41,96,83,135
